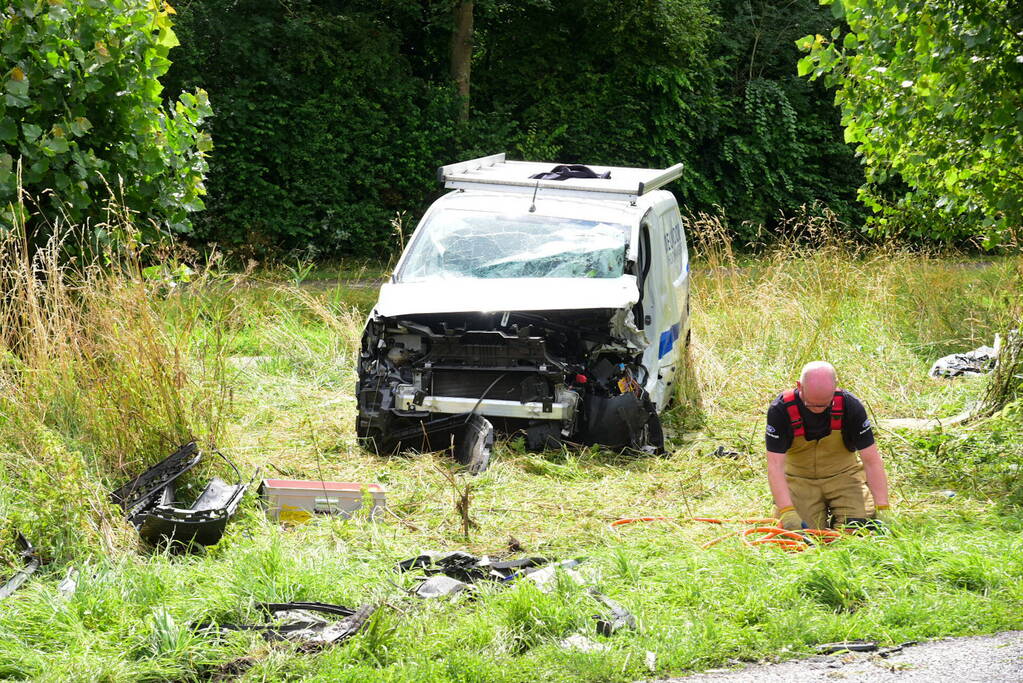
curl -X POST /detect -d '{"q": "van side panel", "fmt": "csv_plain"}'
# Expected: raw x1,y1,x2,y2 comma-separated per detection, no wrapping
642,199,689,409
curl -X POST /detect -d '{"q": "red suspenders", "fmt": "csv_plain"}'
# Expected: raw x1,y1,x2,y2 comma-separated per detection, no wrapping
781,389,843,439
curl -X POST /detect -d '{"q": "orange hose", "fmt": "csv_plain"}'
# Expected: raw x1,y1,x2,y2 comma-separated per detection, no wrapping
609,516,671,528
609,514,850,553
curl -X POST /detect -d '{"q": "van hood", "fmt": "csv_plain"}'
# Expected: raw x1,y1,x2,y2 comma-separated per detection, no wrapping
373,276,640,317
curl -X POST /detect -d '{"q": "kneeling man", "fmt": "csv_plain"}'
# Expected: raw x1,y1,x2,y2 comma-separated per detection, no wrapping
766,361,890,530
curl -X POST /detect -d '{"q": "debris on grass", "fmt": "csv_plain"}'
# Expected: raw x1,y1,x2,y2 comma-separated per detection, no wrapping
209,602,376,650
0,532,40,600
590,588,637,635
395,551,552,585
111,442,248,548
930,345,997,378
416,575,471,598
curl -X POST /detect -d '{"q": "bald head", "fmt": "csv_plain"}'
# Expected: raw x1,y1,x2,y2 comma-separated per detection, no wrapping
797,361,837,413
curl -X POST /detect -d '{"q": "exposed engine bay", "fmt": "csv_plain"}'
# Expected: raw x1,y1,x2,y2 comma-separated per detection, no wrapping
356,308,664,468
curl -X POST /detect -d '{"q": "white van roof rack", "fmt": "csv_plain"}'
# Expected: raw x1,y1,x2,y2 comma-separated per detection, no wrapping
438,153,683,200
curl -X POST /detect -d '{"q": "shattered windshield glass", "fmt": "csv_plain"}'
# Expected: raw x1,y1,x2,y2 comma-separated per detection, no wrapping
398,209,630,282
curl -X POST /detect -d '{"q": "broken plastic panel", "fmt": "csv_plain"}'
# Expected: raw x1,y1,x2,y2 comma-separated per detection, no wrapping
136,476,247,547
110,441,203,525
398,210,629,282
111,442,247,548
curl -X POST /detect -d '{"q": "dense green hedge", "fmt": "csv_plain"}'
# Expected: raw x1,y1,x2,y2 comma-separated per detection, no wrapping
164,0,865,256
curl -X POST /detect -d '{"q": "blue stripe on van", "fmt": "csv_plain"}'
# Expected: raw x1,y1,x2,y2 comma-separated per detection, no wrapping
658,322,681,359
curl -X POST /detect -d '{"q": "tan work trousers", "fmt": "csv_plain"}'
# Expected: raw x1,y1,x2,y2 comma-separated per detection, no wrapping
784,429,874,528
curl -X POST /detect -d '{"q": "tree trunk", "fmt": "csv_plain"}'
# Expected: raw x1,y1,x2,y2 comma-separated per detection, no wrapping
981,329,1023,416
450,0,473,121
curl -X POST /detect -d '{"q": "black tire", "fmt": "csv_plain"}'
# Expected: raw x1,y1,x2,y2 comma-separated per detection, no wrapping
453,415,494,475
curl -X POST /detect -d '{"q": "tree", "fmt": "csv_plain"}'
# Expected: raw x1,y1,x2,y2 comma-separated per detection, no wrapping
450,0,473,121
797,0,1023,246
1,0,212,240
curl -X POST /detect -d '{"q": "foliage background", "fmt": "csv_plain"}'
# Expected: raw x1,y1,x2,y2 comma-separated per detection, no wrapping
1,0,212,240
162,0,867,256
797,0,1023,246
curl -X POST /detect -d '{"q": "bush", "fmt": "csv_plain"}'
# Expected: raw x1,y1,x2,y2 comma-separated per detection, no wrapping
0,0,211,241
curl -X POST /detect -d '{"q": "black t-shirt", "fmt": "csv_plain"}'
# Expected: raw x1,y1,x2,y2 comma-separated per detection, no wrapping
765,389,875,453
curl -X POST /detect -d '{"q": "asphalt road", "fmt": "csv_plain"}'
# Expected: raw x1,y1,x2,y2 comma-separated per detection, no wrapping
654,631,1023,682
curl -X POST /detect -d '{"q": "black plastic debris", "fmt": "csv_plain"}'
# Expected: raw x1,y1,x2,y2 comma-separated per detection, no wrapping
816,640,918,656
395,551,551,585
816,640,877,654
111,442,247,548
0,532,40,600
396,550,638,637
878,641,918,658
210,602,375,649
929,346,997,378
111,442,202,522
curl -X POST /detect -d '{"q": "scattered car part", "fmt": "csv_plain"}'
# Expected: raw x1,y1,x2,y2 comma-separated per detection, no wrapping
111,442,247,548
711,445,740,459
395,551,552,584
589,588,637,635
816,640,878,654
110,441,203,524
260,479,387,523
929,345,997,378
136,475,247,546
210,602,376,649
0,532,40,600
396,549,639,637
416,575,470,598
357,154,692,468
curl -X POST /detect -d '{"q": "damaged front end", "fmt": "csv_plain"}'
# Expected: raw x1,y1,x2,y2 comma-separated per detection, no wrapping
356,307,663,464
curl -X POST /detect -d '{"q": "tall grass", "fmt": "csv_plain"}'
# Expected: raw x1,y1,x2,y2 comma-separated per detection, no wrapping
0,206,235,560
684,211,1020,429
0,209,1020,680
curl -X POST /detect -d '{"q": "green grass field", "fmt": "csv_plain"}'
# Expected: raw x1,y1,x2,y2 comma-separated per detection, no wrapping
1,230,1021,681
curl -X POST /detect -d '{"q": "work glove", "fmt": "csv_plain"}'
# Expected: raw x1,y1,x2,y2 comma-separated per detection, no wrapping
776,506,804,531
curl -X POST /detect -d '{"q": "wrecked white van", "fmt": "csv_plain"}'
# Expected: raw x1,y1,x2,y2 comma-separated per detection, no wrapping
356,154,690,472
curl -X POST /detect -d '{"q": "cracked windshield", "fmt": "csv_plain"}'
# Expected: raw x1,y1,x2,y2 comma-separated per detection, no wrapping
398,209,630,281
